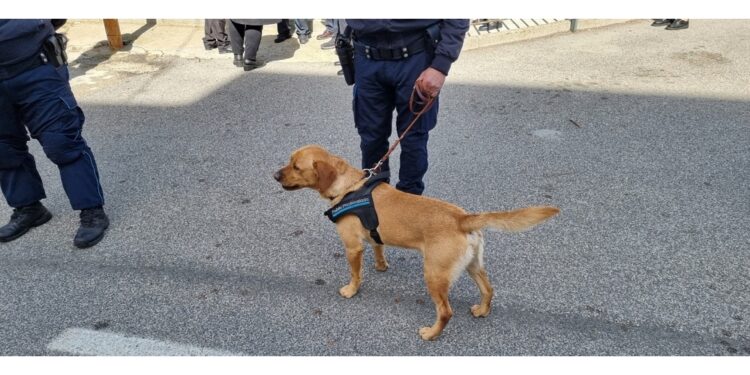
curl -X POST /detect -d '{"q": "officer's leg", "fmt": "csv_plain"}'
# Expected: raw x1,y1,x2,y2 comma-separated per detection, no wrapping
13,65,104,211
394,128,431,195
393,52,440,195
353,57,395,172
0,90,47,208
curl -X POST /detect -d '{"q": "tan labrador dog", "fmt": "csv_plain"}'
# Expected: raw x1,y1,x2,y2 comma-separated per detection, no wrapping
274,145,559,340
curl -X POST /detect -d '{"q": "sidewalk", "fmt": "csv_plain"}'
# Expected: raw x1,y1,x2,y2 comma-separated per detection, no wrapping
59,19,631,94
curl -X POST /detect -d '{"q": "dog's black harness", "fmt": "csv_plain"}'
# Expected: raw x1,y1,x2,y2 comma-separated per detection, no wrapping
324,171,390,245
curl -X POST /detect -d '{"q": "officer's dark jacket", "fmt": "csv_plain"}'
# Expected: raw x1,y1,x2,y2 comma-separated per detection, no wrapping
345,19,470,75
0,19,54,66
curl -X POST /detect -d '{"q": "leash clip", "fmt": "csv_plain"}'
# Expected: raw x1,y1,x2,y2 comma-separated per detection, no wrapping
363,160,384,180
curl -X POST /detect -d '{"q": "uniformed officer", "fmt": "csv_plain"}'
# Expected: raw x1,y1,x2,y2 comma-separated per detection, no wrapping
0,19,109,248
345,19,470,195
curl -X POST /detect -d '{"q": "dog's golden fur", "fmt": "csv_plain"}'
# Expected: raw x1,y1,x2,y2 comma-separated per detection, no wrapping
274,145,559,340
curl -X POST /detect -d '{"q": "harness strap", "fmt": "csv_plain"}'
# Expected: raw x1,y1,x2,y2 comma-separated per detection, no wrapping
324,171,390,245
369,229,384,245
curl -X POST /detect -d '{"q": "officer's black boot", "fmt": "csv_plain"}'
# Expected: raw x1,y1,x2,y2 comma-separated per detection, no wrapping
74,207,109,249
0,202,53,243
233,54,243,67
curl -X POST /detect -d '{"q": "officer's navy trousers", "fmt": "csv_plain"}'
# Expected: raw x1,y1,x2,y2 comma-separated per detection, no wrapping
353,48,439,195
0,63,104,210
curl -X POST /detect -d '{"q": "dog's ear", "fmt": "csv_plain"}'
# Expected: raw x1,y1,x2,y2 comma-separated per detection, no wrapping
314,160,337,192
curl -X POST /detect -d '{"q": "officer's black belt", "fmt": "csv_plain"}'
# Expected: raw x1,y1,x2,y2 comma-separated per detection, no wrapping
0,50,46,80
324,171,390,245
354,37,427,61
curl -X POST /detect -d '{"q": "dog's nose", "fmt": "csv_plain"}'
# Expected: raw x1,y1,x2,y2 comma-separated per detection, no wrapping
273,170,282,182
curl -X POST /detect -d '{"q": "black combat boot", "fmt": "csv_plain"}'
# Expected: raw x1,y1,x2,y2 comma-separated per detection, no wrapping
74,207,110,249
0,202,53,242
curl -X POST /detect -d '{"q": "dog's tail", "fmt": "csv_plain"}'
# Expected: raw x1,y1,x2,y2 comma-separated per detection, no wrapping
459,206,560,233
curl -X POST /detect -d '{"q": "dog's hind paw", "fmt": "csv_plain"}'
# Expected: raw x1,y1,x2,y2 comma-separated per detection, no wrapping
471,304,491,318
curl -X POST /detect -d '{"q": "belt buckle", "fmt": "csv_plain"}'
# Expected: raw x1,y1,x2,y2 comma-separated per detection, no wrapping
365,46,371,59
401,47,409,59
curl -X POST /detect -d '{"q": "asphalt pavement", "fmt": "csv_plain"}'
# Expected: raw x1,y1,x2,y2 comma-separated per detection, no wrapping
0,20,748,355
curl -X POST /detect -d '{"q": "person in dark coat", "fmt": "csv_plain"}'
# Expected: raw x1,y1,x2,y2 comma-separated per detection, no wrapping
0,19,109,248
228,19,279,71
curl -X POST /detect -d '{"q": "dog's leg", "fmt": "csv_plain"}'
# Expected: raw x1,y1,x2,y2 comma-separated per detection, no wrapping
339,239,364,299
467,261,493,317
420,273,453,340
373,244,389,272
419,249,455,340
467,232,493,317
335,221,366,298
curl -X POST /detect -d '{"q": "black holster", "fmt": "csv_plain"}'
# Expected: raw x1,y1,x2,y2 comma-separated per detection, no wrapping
424,22,442,59
425,22,442,48
42,33,68,68
335,26,355,85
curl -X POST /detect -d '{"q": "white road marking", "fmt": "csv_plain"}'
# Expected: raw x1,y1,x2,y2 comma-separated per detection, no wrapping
47,328,242,356
531,129,563,140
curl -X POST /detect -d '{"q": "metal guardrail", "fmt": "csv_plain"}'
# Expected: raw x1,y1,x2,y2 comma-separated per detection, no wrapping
470,18,566,35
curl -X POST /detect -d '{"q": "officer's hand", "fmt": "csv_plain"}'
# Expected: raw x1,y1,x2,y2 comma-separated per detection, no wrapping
415,67,446,99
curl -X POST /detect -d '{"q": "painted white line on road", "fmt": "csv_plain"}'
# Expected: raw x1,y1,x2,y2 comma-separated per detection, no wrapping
47,328,242,356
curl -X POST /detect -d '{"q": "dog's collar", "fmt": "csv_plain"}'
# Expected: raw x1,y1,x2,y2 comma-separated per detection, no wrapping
326,170,389,206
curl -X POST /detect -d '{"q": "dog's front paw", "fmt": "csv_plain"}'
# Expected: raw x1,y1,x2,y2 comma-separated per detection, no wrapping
374,261,389,272
471,304,491,318
339,284,359,298
419,326,441,341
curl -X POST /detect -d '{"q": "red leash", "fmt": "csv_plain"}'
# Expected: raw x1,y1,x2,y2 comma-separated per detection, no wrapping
365,85,436,177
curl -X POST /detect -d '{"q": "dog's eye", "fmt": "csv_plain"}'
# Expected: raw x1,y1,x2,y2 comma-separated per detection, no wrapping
293,165,300,171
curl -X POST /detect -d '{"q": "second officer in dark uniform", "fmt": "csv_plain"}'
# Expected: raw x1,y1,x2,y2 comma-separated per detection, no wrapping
0,19,110,248
345,19,470,195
